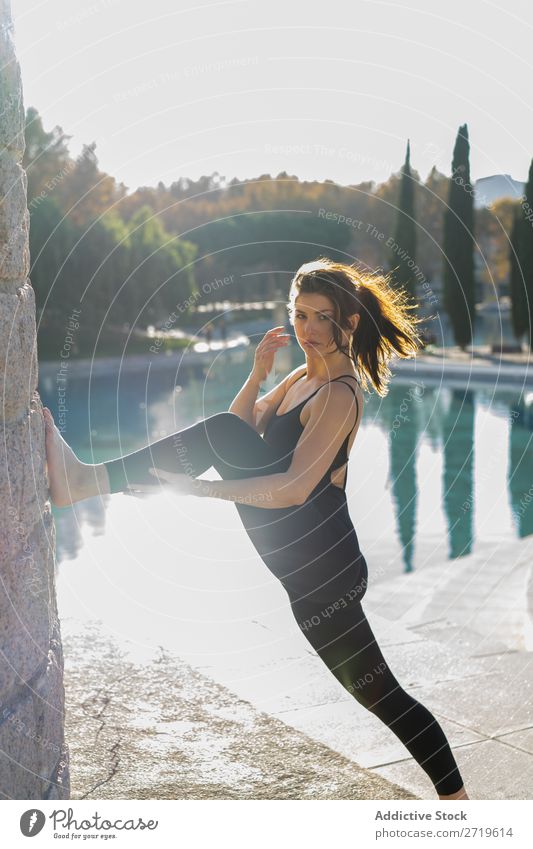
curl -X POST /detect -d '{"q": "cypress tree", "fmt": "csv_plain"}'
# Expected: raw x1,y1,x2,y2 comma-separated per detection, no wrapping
508,203,529,344
442,124,475,349
389,139,418,301
517,158,533,350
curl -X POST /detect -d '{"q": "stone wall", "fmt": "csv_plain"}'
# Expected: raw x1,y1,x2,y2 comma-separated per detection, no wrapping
0,0,69,799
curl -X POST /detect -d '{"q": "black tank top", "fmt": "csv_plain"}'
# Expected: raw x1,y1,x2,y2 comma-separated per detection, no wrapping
263,371,360,498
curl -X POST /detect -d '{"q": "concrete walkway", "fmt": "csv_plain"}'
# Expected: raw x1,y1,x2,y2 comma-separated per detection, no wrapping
62,619,414,800
392,345,532,387
166,536,533,801
361,536,533,799
62,534,532,800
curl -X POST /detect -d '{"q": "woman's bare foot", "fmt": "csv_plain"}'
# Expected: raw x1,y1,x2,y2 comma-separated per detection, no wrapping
438,786,470,800
43,406,110,506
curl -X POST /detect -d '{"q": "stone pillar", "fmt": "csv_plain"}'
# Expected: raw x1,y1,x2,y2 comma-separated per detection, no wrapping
0,1,69,799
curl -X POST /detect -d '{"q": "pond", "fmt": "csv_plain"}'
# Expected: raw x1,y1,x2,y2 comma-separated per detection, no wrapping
38,348,533,658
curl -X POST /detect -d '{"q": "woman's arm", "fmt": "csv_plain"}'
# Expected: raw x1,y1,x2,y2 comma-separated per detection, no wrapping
193,471,302,508
228,371,263,427
205,383,359,507
141,467,302,508
228,368,304,435
228,326,291,429
147,383,358,508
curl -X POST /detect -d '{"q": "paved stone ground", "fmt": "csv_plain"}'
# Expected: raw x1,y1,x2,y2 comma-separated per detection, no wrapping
163,536,533,801
361,536,533,799
392,345,533,386
419,344,532,366
62,621,415,800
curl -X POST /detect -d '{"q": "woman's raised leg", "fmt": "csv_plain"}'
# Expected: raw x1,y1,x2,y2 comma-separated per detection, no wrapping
44,407,281,505
103,412,281,493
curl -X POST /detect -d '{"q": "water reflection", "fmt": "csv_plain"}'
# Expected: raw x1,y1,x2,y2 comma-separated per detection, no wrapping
385,383,422,573
39,356,533,577
54,494,108,563
442,388,475,559
509,394,533,537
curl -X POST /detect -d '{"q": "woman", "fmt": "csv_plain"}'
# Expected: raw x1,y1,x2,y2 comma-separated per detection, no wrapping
43,257,469,800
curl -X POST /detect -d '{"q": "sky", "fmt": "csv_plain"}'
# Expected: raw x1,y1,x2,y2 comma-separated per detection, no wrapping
9,0,533,194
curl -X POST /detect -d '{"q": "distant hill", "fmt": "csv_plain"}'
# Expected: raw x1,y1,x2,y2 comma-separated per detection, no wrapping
474,174,525,208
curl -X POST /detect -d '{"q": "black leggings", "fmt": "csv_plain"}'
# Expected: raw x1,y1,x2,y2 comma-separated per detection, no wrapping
104,412,464,796
290,597,464,796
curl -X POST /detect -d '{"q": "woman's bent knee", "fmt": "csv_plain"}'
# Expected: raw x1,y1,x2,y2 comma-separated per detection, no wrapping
206,411,243,427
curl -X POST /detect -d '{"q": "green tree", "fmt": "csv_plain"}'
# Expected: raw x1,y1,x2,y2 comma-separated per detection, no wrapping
124,205,197,325
23,106,72,205
416,165,448,286
72,212,132,332
389,139,418,301
517,158,533,350
442,124,475,348
29,196,78,339
55,142,127,228
189,209,354,301
508,204,529,343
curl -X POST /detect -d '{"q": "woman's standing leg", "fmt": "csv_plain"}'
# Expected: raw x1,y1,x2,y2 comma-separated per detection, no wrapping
290,597,466,797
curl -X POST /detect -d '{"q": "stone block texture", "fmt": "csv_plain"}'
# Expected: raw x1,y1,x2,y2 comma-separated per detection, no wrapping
0,0,69,798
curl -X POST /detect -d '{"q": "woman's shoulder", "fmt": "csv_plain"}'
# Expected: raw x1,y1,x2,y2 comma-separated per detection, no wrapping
308,375,363,435
334,374,364,409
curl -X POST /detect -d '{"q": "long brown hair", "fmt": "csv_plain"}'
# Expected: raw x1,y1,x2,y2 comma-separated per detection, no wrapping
287,256,424,397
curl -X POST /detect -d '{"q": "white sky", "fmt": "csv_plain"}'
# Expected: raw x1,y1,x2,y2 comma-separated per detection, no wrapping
10,0,533,193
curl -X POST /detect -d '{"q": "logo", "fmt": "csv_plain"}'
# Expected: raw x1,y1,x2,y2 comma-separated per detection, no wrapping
20,809,46,836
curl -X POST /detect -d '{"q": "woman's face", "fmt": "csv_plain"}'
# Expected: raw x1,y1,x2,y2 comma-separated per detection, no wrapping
292,293,358,354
